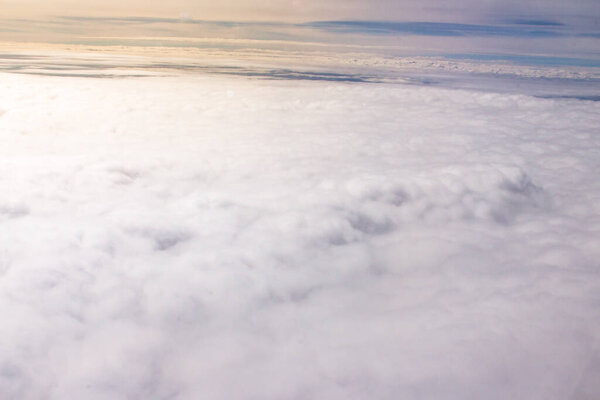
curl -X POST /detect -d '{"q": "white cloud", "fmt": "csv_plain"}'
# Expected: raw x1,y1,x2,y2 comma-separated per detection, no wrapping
0,62,599,399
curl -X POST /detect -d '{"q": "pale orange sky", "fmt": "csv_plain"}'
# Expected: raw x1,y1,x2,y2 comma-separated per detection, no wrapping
1,0,404,21
1,0,598,24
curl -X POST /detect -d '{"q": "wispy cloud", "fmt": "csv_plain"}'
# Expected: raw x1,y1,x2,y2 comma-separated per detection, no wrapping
306,21,566,38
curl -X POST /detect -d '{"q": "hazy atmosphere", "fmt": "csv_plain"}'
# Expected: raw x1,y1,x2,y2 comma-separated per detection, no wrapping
2,0,600,23
1,1,599,399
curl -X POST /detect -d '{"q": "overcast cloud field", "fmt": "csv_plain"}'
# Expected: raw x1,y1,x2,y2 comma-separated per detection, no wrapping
1,62,599,399
1,1,600,398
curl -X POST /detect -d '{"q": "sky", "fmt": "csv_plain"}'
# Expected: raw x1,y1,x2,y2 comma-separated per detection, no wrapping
1,0,599,66
0,0,598,67
1,0,599,25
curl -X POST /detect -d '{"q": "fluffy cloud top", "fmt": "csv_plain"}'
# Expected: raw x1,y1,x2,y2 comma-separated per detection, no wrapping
0,59,599,398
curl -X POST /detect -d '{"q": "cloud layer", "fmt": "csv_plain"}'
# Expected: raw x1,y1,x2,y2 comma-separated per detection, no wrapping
1,66,599,399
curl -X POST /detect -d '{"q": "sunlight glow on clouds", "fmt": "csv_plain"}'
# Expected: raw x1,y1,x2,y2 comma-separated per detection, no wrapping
0,1,599,399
